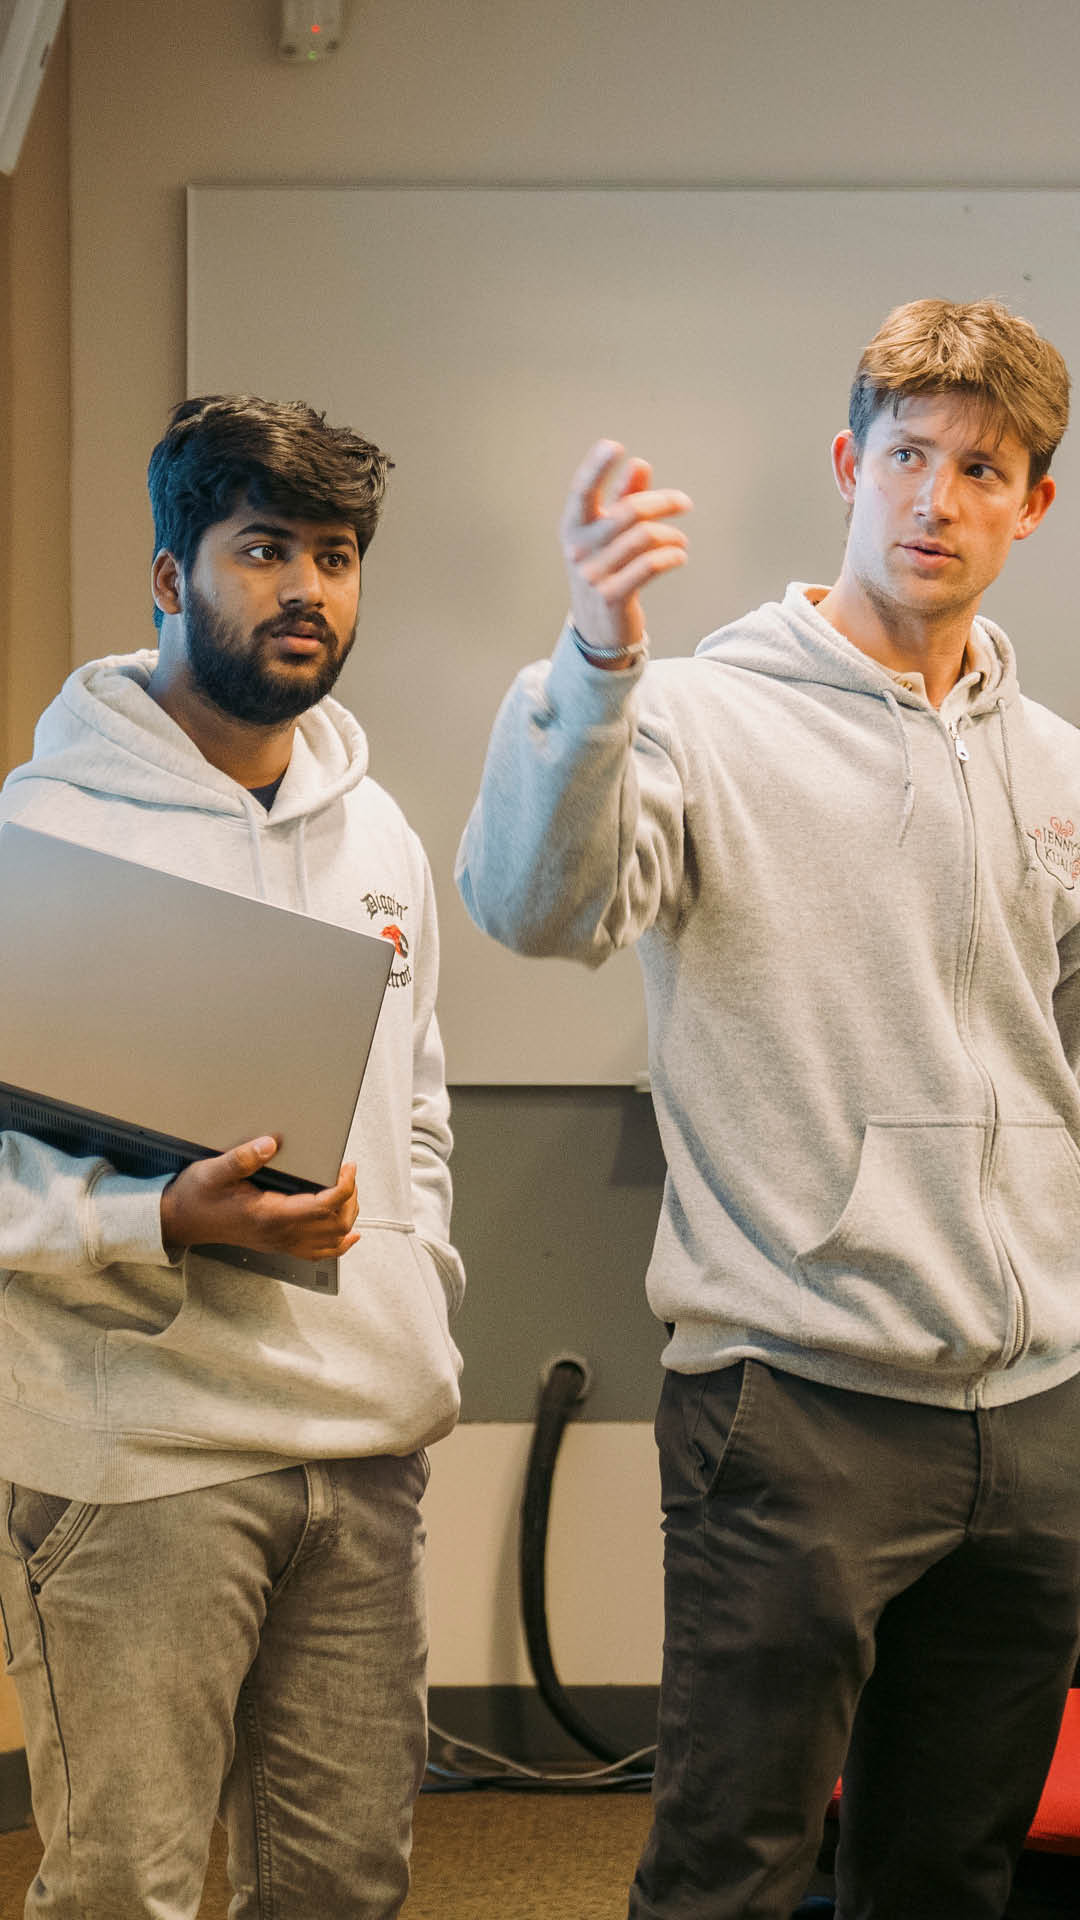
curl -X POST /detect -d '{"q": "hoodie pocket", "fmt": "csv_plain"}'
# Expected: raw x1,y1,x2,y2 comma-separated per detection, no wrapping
989,1122,1080,1360
2,1263,194,1426
101,1225,461,1449
416,1235,465,1318
793,1121,1008,1373
408,1234,463,1365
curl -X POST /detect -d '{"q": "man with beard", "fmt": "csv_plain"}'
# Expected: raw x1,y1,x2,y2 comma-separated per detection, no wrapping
0,396,464,1919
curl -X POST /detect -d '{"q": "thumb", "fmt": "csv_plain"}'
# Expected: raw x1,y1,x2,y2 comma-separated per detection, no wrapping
219,1135,279,1184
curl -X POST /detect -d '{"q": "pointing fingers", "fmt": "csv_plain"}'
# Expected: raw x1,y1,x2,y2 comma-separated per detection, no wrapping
562,439,627,535
560,438,692,658
562,440,691,558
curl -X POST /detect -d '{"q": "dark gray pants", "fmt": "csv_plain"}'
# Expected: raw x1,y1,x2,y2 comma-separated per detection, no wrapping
629,1361,1080,1920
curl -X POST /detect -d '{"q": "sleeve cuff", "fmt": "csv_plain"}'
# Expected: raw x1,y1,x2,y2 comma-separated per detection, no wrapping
86,1169,183,1270
546,620,648,721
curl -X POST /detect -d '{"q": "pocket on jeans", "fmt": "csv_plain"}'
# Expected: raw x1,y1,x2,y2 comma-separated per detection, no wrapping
8,1484,97,1586
657,1361,754,1507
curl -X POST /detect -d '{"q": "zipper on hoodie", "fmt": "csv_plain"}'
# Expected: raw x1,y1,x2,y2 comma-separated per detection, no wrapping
947,718,970,761
943,717,1026,1380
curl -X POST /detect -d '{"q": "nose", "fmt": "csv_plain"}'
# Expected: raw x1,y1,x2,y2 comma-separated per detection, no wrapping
915,463,958,524
278,552,324,605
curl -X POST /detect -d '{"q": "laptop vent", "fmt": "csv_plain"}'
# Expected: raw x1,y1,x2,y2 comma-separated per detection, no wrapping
8,1098,181,1178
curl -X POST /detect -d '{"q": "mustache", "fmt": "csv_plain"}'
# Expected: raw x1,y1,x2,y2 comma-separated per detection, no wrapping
255,611,336,645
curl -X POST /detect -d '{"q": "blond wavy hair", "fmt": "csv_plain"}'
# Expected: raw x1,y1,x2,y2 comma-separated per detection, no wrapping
850,298,1070,484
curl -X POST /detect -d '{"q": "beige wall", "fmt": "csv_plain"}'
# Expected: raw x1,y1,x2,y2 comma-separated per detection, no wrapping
69,0,1080,665
0,8,70,1750
0,11,70,779
0,166,11,777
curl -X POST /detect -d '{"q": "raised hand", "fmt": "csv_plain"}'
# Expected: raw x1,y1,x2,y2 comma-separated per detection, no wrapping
160,1135,360,1263
560,440,692,662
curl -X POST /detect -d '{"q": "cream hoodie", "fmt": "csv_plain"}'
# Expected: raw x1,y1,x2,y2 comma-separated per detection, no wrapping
458,587,1080,1411
0,652,463,1500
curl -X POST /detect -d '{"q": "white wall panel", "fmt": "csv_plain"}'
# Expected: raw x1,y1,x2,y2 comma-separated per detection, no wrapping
424,1422,663,1686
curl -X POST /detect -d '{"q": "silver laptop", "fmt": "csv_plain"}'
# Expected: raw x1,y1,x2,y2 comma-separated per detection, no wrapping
0,821,395,1294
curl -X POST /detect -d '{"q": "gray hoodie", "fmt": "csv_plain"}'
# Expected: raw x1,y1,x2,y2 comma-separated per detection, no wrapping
0,652,463,1501
456,584,1080,1410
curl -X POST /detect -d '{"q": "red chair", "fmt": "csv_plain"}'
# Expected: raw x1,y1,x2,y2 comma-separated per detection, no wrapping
1026,1689,1080,1855
825,1687,1080,1853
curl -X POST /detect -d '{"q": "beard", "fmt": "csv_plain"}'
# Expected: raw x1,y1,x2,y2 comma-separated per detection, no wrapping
183,583,355,727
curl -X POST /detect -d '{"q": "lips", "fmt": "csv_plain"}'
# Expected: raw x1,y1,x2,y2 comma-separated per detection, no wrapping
900,541,959,571
277,635,325,655
261,616,334,656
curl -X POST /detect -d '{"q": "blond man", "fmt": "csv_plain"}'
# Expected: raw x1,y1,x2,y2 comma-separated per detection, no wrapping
457,301,1080,1919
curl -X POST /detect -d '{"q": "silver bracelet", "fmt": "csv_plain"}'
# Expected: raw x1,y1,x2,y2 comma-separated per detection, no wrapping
568,622,649,667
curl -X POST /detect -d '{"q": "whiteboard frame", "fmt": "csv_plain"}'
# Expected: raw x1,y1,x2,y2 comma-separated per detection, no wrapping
188,187,1080,1082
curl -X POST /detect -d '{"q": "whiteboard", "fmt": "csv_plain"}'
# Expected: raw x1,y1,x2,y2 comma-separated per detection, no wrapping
188,188,1080,1082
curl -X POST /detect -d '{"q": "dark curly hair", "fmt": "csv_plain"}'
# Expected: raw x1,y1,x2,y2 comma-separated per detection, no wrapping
147,395,393,627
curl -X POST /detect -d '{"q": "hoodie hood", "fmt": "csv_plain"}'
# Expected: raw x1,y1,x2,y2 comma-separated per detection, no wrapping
6,650,370,824
3,651,373,908
693,582,1021,853
694,581,1015,715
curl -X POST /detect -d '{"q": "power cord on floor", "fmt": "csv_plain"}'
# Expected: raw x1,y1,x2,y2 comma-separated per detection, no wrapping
424,1354,658,1794
424,1719,655,1792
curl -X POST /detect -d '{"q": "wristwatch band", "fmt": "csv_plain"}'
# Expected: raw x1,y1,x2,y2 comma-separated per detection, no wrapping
568,622,649,667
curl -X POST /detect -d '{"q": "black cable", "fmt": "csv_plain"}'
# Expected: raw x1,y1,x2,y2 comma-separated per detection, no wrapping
518,1355,631,1766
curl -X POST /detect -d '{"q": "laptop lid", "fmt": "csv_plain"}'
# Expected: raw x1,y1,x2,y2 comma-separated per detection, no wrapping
0,821,396,1292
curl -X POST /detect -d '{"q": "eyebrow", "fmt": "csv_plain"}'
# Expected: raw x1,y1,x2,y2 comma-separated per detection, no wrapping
231,520,358,549
886,431,1003,462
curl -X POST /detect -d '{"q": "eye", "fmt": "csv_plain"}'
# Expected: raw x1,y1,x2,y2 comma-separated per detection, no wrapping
321,551,353,570
893,447,916,466
245,542,280,562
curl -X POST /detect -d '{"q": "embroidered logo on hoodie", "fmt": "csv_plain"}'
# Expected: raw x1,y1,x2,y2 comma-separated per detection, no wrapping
362,890,412,988
1028,817,1080,889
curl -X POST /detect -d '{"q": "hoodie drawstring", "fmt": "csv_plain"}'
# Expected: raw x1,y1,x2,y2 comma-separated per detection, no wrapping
997,699,1037,878
880,690,916,846
238,792,270,900
237,791,314,912
881,689,1033,877
294,817,312,914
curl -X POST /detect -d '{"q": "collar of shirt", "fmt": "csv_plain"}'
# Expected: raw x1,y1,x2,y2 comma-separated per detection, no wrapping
884,628,992,720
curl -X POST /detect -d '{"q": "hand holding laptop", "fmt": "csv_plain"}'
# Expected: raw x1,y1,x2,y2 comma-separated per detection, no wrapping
160,1135,360,1263
0,823,394,1291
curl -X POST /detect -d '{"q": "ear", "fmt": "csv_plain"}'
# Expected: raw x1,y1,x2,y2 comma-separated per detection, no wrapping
1013,474,1055,544
151,549,183,617
831,429,859,505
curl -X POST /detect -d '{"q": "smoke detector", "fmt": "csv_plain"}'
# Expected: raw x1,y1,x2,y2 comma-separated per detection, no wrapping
279,3,343,62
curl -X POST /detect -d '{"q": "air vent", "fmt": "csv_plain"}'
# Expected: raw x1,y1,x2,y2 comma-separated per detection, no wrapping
8,1098,180,1177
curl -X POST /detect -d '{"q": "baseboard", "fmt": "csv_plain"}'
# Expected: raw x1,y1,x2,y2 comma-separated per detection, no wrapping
427,1684,658,1766
0,1747,31,1833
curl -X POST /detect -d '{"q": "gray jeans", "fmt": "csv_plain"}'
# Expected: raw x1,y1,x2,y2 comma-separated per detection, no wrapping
0,1454,429,1919
630,1360,1080,1920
